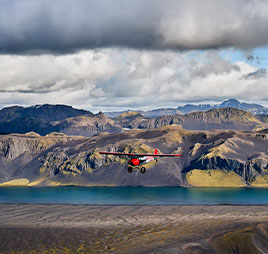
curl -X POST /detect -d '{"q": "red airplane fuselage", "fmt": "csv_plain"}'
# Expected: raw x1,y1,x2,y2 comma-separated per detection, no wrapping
128,156,155,166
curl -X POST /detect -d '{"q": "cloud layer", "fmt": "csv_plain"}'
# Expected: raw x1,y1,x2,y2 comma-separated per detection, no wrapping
0,49,267,111
1,0,268,54
1,0,268,111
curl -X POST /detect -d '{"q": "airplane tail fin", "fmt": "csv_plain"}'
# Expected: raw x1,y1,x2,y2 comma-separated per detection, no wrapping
154,149,158,155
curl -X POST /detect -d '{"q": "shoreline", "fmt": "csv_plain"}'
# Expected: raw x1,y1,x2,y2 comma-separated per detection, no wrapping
0,204,268,253
1,202,268,206
0,183,268,188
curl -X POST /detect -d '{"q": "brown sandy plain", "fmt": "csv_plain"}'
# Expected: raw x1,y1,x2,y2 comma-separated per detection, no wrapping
0,204,268,254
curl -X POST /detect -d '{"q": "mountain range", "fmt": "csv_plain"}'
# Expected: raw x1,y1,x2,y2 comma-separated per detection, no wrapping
105,98,268,117
0,101,268,137
178,98,268,114
0,100,268,187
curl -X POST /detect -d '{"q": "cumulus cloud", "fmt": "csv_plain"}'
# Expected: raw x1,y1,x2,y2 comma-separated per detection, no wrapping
0,50,116,93
0,48,268,111
89,52,268,110
1,0,268,54
0,49,119,109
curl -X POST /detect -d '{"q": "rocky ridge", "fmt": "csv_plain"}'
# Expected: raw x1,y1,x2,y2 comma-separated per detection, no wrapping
117,107,266,131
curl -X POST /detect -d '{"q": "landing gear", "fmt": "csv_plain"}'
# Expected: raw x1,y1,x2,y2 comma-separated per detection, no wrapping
128,166,146,174
140,167,146,174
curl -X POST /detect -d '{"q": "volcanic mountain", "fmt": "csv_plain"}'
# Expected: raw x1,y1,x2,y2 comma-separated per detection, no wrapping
0,105,122,136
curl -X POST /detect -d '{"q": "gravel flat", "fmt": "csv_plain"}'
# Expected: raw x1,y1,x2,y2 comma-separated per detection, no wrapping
0,204,268,253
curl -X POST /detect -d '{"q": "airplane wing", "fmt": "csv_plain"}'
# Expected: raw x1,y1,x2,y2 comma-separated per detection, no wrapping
99,151,135,156
132,153,182,157
99,151,182,157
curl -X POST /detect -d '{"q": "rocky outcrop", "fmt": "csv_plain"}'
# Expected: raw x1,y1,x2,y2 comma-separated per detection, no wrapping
184,133,268,183
0,126,268,187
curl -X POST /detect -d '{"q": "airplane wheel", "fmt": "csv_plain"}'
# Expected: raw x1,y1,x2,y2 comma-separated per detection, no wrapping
128,167,133,173
140,167,146,174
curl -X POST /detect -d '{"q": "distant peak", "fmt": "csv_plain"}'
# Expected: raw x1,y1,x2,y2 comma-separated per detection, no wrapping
117,111,143,118
96,111,105,116
31,104,42,109
220,98,240,105
226,98,239,102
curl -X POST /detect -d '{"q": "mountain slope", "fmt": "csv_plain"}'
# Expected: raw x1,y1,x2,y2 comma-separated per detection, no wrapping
0,126,268,187
117,108,267,131
56,112,122,136
0,105,122,136
182,107,264,130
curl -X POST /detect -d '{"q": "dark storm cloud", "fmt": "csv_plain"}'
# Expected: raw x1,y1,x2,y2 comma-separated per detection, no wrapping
246,55,261,64
0,90,47,93
243,68,268,80
1,0,268,54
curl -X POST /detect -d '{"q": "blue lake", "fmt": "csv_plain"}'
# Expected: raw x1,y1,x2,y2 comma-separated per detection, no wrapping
0,187,268,205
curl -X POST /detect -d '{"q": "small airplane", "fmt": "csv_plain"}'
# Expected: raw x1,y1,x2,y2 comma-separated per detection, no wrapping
99,149,182,174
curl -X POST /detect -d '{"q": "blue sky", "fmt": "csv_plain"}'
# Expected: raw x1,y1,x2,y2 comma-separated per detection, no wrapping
221,47,268,68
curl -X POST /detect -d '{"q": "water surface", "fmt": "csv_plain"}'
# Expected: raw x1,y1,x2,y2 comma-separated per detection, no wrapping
0,186,268,205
